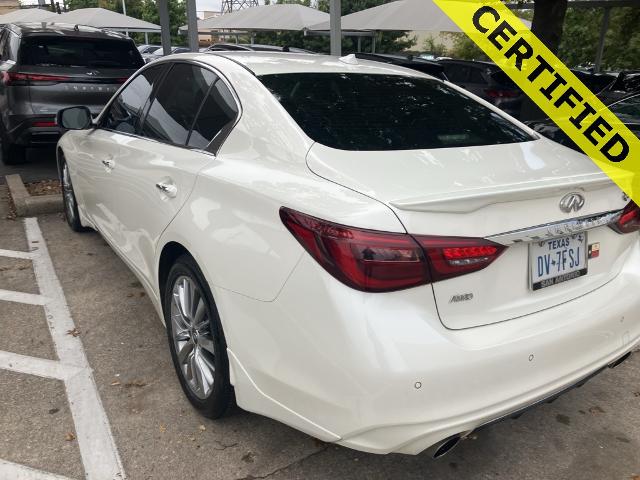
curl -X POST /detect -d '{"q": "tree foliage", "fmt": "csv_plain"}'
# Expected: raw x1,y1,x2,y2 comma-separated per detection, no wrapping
559,7,640,70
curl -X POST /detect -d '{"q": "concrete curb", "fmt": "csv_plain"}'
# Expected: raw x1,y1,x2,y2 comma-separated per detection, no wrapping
5,174,63,217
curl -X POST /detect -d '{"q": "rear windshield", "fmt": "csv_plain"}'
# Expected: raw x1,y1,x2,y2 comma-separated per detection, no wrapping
259,73,533,151
20,36,143,69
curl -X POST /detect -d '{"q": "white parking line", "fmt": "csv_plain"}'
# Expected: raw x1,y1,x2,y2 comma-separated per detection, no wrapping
0,350,81,380
0,248,34,260
0,218,126,480
0,288,47,306
0,459,75,480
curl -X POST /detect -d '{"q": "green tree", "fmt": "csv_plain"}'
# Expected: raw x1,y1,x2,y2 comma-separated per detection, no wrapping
558,7,640,70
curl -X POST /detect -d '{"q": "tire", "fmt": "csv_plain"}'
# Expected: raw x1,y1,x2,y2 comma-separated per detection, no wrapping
164,254,232,418
60,157,88,232
1,141,26,165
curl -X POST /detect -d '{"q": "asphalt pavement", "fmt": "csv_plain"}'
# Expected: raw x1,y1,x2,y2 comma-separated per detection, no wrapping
0,186,639,480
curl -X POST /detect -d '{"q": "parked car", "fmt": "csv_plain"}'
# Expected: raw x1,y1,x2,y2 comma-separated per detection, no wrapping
206,43,314,54
598,70,640,103
438,59,524,117
354,53,447,80
527,93,640,149
143,46,190,62
0,22,143,164
56,52,639,457
137,44,161,55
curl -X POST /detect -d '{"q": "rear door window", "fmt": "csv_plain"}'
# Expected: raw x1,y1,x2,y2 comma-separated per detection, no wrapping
188,78,238,149
141,63,215,146
260,72,534,151
20,36,143,68
443,64,470,83
101,65,166,134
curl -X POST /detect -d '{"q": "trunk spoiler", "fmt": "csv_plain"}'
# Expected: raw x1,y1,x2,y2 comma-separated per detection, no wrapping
389,172,615,214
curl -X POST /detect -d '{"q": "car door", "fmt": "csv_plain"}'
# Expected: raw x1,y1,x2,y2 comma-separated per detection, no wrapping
72,63,168,241
103,62,239,285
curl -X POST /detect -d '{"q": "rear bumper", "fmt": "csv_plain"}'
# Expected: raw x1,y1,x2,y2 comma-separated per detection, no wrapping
4,115,62,147
217,237,640,455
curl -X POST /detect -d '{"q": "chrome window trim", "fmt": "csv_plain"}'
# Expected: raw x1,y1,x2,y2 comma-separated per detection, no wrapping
486,210,623,245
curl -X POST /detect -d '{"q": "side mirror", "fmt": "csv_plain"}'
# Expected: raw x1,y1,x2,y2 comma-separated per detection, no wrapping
57,106,93,130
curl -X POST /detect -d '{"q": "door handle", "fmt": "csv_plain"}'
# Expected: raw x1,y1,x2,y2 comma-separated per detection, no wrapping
155,181,177,198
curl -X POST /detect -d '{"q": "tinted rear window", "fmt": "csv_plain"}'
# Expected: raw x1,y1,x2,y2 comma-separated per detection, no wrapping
20,36,143,68
259,73,533,151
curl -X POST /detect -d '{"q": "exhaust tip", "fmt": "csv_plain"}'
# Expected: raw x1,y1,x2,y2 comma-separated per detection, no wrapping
433,435,461,459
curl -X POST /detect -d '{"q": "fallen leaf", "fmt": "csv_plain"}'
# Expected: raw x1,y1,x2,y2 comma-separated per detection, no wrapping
159,424,166,433
588,406,605,415
124,380,147,388
198,425,206,432
65,432,76,442
66,328,80,337
633,391,640,397
110,380,121,386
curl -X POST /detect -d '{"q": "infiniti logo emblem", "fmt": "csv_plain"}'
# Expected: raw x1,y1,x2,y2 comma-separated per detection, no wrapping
559,192,585,213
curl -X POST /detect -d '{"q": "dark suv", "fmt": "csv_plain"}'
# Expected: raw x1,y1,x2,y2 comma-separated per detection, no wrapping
0,22,144,164
438,59,524,117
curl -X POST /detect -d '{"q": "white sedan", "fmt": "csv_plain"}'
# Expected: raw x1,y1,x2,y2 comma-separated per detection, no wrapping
56,52,640,457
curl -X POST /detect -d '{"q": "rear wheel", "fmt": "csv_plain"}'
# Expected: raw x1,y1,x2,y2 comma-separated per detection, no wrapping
1,141,26,165
60,159,87,232
164,255,232,418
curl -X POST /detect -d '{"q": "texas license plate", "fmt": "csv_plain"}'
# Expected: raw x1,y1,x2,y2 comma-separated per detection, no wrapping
529,233,588,291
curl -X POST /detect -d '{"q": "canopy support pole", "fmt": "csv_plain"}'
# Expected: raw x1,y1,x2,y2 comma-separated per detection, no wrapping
158,0,171,56
330,0,341,56
186,0,199,52
145,32,149,43
594,6,611,73
372,32,376,53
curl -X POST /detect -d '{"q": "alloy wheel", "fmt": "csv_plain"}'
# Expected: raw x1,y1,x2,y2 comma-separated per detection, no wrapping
170,276,217,400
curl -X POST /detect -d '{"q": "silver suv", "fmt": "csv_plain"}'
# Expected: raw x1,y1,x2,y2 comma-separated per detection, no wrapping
0,22,144,164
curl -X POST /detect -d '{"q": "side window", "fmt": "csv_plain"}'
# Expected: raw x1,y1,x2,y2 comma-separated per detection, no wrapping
188,78,239,149
446,64,471,83
101,65,165,134
141,64,215,145
469,68,485,84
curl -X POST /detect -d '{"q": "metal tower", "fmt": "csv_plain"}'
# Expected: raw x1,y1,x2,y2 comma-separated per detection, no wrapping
220,0,259,14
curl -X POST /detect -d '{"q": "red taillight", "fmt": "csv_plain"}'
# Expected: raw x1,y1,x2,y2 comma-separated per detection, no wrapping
280,208,506,292
485,88,519,99
1,72,70,85
32,120,57,127
416,236,505,282
611,201,640,234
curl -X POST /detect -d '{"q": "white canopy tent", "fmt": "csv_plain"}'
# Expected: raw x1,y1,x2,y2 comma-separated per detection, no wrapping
0,8,54,24
180,3,329,34
46,8,161,33
319,0,531,55
314,0,532,32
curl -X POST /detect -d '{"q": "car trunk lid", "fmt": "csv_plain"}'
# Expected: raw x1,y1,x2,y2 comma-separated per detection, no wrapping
307,138,634,329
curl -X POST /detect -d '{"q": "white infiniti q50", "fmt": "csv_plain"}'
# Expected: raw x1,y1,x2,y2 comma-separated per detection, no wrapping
56,52,640,456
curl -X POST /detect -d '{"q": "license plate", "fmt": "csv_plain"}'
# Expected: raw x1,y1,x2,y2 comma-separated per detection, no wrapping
529,233,588,291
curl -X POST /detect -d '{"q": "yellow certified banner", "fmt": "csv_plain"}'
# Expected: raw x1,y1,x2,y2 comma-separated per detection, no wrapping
433,0,640,204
